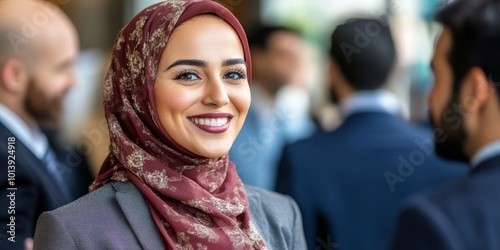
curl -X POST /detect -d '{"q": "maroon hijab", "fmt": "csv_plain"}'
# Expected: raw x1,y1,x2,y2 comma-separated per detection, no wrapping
90,1,266,249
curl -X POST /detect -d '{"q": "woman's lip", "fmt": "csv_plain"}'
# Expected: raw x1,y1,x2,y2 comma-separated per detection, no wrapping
188,113,233,119
188,116,232,134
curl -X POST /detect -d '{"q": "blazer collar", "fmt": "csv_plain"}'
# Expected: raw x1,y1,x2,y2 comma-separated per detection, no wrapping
112,183,270,249
341,90,401,118
113,181,164,250
471,154,500,175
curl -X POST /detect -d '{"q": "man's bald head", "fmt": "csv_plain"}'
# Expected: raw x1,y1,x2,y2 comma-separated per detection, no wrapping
0,0,77,61
0,0,79,128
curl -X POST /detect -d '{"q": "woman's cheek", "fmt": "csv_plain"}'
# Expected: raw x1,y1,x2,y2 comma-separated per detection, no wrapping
231,85,251,114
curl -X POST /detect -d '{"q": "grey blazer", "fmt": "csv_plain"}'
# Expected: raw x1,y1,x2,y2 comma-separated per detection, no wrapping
33,181,307,250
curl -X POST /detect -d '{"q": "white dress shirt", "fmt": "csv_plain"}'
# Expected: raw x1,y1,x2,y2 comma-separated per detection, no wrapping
341,90,401,118
0,104,48,159
470,140,500,170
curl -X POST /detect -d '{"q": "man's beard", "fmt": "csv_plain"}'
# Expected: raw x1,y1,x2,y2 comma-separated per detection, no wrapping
429,97,469,162
24,78,64,127
328,85,339,105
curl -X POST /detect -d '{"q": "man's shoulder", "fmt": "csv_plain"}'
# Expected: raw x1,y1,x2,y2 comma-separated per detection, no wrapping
403,168,500,225
396,170,500,249
430,163,500,201
285,130,330,151
287,116,430,148
283,122,428,160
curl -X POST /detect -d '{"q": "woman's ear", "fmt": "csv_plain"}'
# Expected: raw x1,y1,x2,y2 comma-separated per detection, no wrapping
1,58,28,94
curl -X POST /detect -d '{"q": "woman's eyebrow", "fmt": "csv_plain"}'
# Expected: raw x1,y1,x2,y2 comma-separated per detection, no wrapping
166,58,246,71
166,59,207,70
222,58,246,67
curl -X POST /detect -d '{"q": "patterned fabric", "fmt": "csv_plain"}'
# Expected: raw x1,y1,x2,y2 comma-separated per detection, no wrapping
89,1,266,249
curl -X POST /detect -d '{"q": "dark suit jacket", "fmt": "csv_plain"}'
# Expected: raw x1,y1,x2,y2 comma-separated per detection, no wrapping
33,181,307,250
276,112,467,250
392,154,500,250
0,123,93,250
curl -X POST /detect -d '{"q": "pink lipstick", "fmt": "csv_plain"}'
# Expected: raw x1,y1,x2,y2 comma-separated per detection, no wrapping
188,113,233,134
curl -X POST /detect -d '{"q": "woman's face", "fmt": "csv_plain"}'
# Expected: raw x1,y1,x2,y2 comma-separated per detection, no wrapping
154,15,250,158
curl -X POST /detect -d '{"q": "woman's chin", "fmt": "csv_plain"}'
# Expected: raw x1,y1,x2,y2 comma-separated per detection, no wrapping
192,147,230,159
185,138,234,159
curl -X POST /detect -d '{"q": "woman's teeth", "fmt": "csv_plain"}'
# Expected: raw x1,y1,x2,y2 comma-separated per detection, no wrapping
191,118,228,127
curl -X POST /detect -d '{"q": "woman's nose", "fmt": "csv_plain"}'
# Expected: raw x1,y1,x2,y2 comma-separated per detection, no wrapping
202,76,230,107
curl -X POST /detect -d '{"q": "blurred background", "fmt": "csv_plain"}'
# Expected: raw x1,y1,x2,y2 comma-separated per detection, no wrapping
46,0,444,175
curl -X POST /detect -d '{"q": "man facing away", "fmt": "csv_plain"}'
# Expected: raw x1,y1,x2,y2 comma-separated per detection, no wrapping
392,0,500,249
0,1,92,249
277,17,467,250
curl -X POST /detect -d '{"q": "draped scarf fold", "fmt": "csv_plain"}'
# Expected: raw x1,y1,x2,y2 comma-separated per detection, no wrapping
89,1,266,249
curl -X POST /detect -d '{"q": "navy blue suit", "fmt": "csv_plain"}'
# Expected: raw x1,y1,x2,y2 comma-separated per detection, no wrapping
392,154,500,250
276,112,467,250
0,123,93,250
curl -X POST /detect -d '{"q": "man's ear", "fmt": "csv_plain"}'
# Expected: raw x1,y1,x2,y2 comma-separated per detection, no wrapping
328,58,350,90
328,58,339,88
463,66,491,113
1,58,28,94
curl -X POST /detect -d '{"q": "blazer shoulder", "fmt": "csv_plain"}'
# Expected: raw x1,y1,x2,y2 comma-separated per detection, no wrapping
47,182,117,216
245,186,306,250
246,185,298,209
34,182,159,250
394,173,500,250
33,184,118,249
393,194,462,250
285,130,330,151
42,181,149,223
411,170,500,212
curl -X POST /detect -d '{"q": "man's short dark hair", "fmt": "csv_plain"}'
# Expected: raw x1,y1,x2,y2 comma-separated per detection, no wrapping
436,0,500,95
329,18,396,90
247,25,301,50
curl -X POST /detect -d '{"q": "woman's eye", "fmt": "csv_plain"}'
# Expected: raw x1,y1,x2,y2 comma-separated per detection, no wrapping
224,71,246,80
174,72,200,81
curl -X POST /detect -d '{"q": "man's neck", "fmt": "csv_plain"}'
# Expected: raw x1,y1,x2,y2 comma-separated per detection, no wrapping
339,90,401,118
467,113,500,162
0,101,37,129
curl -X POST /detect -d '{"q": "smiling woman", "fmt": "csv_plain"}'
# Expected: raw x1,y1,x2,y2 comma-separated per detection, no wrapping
32,1,306,250
154,15,251,158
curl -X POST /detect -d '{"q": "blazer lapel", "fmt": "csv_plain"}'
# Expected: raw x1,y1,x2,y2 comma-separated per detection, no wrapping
245,186,271,246
113,182,163,250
